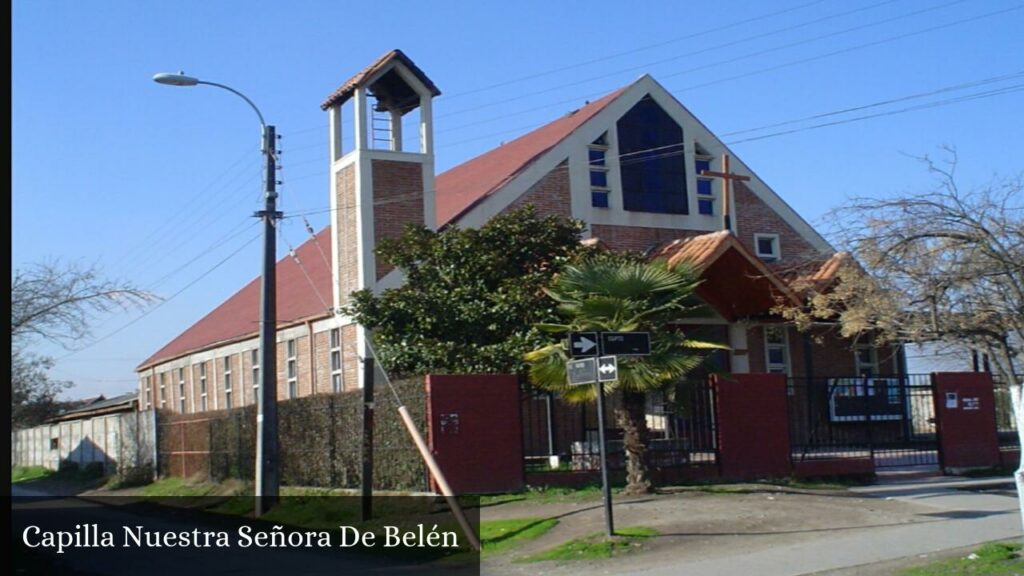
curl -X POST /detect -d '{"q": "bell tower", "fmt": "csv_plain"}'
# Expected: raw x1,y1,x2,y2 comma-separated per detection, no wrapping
321,50,440,387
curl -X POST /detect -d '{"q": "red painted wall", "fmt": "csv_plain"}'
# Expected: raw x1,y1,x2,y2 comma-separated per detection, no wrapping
933,372,1001,470
715,373,792,479
426,374,524,494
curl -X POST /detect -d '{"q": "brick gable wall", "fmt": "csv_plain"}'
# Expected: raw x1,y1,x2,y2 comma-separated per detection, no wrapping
733,181,821,264
507,161,572,219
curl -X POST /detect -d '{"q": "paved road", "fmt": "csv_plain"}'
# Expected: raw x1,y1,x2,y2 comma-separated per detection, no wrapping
629,476,1022,576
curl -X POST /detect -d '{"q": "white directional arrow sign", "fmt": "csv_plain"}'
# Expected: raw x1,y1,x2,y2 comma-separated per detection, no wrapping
597,355,618,382
569,332,599,358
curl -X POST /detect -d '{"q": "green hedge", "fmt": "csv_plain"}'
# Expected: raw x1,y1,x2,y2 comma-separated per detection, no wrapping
158,377,427,491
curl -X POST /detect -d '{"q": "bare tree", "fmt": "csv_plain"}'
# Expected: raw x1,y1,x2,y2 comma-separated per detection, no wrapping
778,148,1024,528
10,261,156,426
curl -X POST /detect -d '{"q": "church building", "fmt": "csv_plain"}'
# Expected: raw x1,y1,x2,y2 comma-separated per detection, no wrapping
136,50,902,413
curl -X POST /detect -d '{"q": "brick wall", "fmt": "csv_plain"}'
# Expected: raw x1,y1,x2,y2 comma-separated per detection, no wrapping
734,181,820,264
342,324,359,391
747,325,901,377
372,160,425,280
507,161,572,219
590,224,706,253
336,164,358,306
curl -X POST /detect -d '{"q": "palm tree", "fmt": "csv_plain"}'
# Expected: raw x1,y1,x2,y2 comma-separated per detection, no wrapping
525,256,727,495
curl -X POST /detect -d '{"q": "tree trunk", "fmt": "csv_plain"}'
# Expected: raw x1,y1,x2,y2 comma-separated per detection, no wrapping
615,390,652,495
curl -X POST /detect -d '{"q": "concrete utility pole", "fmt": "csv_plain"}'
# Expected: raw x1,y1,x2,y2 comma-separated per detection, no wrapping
152,73,281,513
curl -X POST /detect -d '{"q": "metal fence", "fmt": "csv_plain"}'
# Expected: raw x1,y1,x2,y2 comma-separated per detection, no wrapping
788,374,939,468
11,410,157,477
521,379,717,474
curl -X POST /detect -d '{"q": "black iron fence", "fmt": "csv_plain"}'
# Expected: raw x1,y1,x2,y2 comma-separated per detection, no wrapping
521,379,717,474
788,374,940,468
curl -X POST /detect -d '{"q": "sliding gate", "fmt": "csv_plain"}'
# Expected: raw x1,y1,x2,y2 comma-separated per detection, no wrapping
789,374,941,469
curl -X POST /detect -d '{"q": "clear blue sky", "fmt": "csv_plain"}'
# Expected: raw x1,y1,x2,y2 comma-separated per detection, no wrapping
12,0,1024,398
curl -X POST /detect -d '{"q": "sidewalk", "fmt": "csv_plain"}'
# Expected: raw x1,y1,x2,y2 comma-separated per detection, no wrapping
482,475,1022,576
634,476,1022,576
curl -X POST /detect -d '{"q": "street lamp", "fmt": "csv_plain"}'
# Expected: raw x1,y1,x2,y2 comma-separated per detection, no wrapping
153,72,280,513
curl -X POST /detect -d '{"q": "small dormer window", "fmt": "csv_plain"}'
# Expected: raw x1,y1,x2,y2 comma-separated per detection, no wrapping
754,233,781,262
589,134,610,208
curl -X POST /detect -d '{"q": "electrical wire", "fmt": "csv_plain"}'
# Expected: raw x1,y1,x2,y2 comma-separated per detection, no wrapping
58,230,264,360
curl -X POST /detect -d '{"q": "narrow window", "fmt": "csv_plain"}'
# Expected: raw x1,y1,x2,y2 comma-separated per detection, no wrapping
199,362,208,412
695,149,715,215
223,357,233,409
589,134,611,208
330,328,343,393
143,376,151,409
287,339,298,399
159,373,166,409
251,349,260,397
178,368,186,413
855,345,878,378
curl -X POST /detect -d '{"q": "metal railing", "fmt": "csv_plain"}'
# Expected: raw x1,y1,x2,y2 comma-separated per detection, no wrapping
788,374,939,468
521,379,717,473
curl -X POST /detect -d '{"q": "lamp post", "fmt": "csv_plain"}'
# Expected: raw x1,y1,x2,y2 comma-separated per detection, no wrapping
153,72,280,513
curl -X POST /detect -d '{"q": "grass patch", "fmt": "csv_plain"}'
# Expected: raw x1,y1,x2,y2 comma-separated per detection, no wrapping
480,518,558,556
481,484,607,507
139,477,224,497
12,466,52,484
901,542,1024,575
519,526,658,562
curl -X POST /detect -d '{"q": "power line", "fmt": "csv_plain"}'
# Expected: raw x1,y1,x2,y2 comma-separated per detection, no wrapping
284,0,891,137
278,72,1024,221
444,0,832,101
436,0,926,128
58,230,263,360
116,147,257,272
719,71,1024,137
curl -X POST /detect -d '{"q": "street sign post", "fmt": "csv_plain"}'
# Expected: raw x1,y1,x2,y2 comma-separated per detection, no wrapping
595,379,614,538
569,332,599,358
566,358,598,386
600,332,651,356
597,355,618,382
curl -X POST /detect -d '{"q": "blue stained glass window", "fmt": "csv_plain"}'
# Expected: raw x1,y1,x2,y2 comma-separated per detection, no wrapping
616,96,687,214
592,191,609,208
695,159,710,174
697,179,712,195
589,149,606,166
698,198,714,215
590,170,608,188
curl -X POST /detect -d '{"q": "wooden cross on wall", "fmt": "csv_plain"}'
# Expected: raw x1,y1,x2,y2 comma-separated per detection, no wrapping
700,154,749,232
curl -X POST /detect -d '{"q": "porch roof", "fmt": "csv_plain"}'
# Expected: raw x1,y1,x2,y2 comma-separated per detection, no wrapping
646,231,802,321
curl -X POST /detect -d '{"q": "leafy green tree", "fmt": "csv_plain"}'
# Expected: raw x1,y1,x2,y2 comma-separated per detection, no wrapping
525,257,727,495
345,206,590,376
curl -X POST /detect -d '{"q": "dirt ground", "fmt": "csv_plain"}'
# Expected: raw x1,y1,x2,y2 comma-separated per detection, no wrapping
481,485,960,576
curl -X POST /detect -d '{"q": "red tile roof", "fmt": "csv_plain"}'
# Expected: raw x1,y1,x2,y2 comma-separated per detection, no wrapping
648,231,802,318
137,227,334,369
320,49,441,111
772,251,853,292
434,86,629,227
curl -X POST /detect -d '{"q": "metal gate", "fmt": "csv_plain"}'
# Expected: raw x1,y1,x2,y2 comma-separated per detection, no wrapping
789,374,941,469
